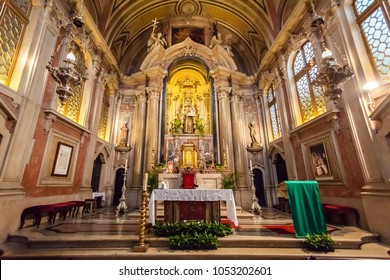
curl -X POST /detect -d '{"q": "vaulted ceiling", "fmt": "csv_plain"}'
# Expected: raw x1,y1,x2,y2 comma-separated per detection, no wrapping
84,0,300,76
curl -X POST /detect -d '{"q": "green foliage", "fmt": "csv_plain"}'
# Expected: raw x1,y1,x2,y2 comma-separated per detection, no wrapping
195,118,206,136
147,170,159,191
220,172,242,190
153,220,232,237
305,233,338,252
171,118,182,133
169,232,220,250
153,220,232,250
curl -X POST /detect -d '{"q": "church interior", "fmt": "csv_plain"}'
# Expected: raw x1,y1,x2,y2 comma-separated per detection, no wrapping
0,0,390,259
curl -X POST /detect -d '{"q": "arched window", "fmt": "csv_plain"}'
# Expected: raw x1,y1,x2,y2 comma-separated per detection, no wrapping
293,41,326,123
354,0,390,82
57,42,86,124
0,0,31,85
98,86,110,140
267,83,282,140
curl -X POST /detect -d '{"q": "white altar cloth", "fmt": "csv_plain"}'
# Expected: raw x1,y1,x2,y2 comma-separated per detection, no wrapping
148,189,238,226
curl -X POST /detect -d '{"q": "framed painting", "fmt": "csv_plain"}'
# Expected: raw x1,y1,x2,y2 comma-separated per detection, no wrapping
309,142,332,180
51,142,73,177
172,27,204,45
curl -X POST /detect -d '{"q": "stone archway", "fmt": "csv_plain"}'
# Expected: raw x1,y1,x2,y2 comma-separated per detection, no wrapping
253,168,266,206
274,153,288,183
113,168,125,206
91,153,105,192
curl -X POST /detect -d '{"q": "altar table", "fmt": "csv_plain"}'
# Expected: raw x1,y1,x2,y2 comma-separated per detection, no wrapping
148,189,238,226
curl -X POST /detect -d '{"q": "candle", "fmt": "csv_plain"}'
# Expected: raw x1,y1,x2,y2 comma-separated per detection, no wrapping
249,160,253,170
222,138,225,149
143,173,148,191
125,159,128,169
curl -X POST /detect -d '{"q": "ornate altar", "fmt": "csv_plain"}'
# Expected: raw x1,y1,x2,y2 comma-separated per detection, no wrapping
148,189,238,226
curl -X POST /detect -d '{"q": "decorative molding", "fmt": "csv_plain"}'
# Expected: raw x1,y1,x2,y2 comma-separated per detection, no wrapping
44,112,57,135
246,146,263,154
43,109,91,136
258,70,276,89
44,0,70,30
290,109,341,144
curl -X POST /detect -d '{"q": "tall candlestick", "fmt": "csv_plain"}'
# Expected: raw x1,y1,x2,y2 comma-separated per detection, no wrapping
249,160,253,170
143,173,148,191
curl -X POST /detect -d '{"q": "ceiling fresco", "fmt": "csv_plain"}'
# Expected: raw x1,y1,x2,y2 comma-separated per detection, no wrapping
84,0,299,76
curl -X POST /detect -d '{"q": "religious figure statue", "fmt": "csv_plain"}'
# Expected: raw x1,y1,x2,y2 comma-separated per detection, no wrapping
184,105,196,134
119,122,129,147
147,18,167,52
209,32,223,48
209,33,233,56
221,34,234,56
248,122,260,147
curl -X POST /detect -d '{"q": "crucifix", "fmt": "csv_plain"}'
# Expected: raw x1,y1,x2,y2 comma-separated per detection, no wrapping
152,18,159,33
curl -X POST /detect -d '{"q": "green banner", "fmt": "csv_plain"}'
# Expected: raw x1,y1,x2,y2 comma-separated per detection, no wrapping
285,181,327,238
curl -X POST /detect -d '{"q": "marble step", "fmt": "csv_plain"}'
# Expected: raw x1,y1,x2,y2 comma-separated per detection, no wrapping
5,226,380,251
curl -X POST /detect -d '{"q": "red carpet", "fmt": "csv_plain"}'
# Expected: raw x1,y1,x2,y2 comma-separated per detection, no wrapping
264,225,295,234
263,224,339,235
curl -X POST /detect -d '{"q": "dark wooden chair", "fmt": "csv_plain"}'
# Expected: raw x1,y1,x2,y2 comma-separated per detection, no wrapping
180,172,198,189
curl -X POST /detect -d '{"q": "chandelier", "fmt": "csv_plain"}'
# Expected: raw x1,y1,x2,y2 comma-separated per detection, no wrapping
46,51,85,104
46,1,86,104
313,48,354,104
310,1,354,104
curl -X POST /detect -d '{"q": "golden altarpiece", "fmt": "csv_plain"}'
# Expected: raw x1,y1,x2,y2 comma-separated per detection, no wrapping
164,66,213,170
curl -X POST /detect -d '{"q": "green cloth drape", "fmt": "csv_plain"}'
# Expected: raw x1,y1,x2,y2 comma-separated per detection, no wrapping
285,181,327,238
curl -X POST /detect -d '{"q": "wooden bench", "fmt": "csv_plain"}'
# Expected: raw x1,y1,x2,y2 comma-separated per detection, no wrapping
20,200,86,228
19,204,57,228
322,203,360,227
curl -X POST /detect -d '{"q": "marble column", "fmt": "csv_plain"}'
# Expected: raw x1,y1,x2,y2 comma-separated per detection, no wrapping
144,86,161,171
131,89,147,188
216,86,234,172
230,88,246,189
276,56,298,180
80,66,107,193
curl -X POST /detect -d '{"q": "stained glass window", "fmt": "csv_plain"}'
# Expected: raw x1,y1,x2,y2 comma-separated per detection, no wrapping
354,0,390,82
293,41,326,123
98,87,110,140
267,83,282,140
0,0,31,85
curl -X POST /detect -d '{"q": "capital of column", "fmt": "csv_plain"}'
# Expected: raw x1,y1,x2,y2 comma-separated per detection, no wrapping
146,86,162,100
258,71,276,90
103,72,120,93
135,89,147,103
216,86,232,100
230,88,243,102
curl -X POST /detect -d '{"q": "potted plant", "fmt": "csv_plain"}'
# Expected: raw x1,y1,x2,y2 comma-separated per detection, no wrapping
171,118,182,134
220,172,242,190
304,233,338,252
195,118,206,136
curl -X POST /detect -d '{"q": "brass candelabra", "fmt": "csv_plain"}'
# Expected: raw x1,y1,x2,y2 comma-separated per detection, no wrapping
249,166,261,215
132,190,149,252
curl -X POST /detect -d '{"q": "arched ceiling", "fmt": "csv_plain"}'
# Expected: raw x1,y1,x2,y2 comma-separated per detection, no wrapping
84,0,299,76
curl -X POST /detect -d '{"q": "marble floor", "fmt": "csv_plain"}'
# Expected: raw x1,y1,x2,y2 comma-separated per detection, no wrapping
1,206,390,260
